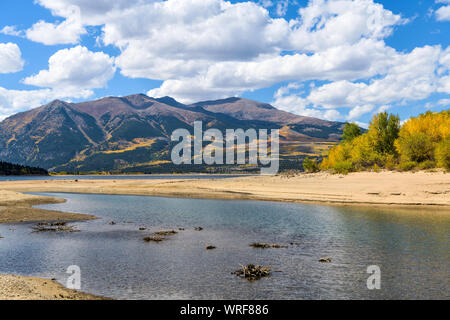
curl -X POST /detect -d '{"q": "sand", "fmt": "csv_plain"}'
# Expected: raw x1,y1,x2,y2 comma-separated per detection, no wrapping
0,274,106,300
0,171,449,208
0,190,96,224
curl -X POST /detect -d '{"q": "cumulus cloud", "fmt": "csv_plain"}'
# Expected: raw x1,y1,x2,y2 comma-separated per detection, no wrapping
436,0,450,21
287,0,406,52
0,46,116,118
25,16,86,45
347,105,374,120
0,43,25,74
23,46,116,96
271,43,449,121
0,86,94,121
0,26,24,37
6,0,450,122
272,83,342,121
303,46,445,108
140,0,409,106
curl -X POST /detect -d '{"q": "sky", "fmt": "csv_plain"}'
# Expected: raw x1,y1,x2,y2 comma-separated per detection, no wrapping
0,0,449,127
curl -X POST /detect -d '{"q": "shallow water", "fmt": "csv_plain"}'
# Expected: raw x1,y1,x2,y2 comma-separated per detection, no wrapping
0,193,448,300
0,174,247,182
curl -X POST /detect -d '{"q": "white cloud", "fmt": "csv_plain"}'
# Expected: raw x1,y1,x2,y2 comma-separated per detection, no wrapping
0,43,24,74
25,15,86,45
438,75,450,94
377,105,391,113
0,86,93,121
353,121,369,129
274,82,303,99
138,0,407,104
36,0,144,24
0,45,115,120
307,46,443,108
436,0,450,21
436,5,450,21
0,26,24,37
347,105,374,120
271,82,342,121
149,39,400,102
9,0,449,123
23,46,116,95
287,0,406,52
323,109,342,121
30,0,402,78
272,93,332,120
270,42,449,121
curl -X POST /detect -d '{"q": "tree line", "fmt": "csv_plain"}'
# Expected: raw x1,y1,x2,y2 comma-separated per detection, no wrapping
303,110,450,174
0,161,49,176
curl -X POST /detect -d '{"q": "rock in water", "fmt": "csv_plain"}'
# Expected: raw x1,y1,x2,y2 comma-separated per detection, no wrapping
232,264,271,281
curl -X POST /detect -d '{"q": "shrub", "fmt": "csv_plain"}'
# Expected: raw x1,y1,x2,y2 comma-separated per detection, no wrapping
350,134,386,169
383,154,398,170
398,161,418,172
333,160,353,175
418,160,436,170
319,157,330,171
396,132,434,163
435,137,450,171
320,142,352,170
303,158,320,173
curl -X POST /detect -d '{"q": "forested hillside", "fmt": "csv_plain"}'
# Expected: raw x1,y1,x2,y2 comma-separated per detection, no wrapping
0,161,48,176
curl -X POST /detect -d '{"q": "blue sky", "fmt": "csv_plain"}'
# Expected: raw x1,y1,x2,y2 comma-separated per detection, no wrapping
0,0,449,127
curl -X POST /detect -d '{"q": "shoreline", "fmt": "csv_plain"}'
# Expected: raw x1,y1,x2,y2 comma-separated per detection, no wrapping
0,171,448,212
0,274,107,300
0,190,97,224
0,191,101,300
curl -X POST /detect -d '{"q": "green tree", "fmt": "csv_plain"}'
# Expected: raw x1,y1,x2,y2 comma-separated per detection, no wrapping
342,122,362,142
303,157,320,173
368,112,400,155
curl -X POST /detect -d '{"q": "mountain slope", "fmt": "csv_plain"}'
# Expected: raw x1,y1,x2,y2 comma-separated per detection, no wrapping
0,94,344,172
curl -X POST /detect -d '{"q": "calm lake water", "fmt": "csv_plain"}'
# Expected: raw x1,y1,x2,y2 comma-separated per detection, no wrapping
0,174,247,182
0,193,448,300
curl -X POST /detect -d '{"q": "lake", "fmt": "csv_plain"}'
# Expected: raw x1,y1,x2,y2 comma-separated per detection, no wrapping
0,192,448,300
0,174,249,182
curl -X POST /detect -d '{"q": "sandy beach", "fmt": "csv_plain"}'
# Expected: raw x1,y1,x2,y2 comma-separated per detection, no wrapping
0,190,96,224
0,274,106,300
0,171,448,209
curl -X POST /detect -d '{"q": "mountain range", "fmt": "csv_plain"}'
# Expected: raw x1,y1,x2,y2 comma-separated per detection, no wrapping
0,94,344,173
